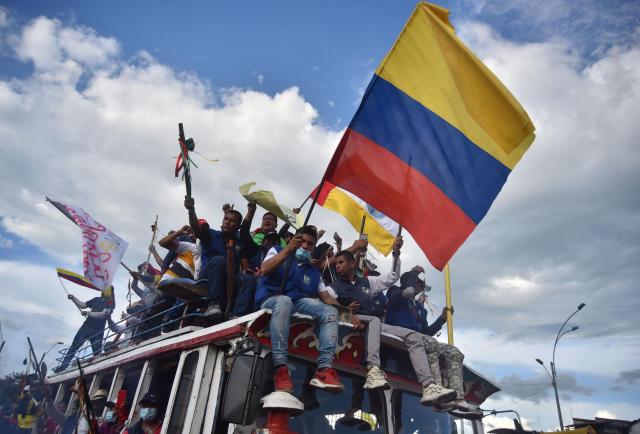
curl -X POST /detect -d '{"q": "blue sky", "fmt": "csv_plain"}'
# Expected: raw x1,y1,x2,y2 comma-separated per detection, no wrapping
0,0,639,430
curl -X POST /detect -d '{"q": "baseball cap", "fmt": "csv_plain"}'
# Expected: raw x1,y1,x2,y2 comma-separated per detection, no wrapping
139,392,161,406
92,389,108,400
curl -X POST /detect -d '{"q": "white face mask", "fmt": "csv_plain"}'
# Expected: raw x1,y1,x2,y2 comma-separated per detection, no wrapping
139,407,157,421
103,410,115,423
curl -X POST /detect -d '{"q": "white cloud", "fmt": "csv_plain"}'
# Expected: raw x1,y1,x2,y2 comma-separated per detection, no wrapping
595,409,618,419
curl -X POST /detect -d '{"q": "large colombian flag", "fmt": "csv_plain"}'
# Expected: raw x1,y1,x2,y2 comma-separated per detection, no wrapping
323,2,535,270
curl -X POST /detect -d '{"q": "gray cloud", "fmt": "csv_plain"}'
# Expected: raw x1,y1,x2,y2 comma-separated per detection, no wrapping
495,373,594,403
616,369,640,384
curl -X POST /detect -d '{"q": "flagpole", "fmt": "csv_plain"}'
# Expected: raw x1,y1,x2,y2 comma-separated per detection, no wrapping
444,263,454,345
57,276,83,312
142,215,159,272
392,225,403,271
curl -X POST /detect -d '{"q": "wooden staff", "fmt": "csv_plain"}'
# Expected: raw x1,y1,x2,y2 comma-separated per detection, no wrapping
225,238,236,317
392,225,403,272
357,214,367,275
178,123,193,199
444,263,454,345
142,215,159,272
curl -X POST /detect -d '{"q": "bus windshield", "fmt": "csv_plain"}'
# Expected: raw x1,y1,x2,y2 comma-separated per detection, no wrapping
288,363,386,434
391,390,453,434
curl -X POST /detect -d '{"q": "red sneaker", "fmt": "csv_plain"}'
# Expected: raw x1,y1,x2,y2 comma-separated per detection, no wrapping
309,368,344,393
273,366,294,393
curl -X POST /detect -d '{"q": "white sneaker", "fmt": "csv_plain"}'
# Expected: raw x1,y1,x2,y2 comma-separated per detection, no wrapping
420,383,456,406
363,366,390,390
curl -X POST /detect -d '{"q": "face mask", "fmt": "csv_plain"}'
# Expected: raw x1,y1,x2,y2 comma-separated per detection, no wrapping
139,407,157,421
295,247,312,263
103,410,114,422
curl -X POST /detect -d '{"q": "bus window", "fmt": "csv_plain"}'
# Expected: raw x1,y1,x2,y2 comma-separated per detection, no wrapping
56,381,73,407
391,390,453,434
112,363,144,418
167,351,199,434
97,371,115,392
131,354,180,426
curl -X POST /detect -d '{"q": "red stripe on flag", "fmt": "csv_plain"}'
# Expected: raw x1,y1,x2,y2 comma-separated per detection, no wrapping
310,180,336,207
325,128,476,270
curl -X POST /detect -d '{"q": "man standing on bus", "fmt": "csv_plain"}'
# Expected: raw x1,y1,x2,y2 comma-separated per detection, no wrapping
327,244,457,406
255,226,344,393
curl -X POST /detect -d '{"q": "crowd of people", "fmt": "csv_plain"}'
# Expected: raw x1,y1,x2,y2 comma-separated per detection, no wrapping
0,380,164,434
49,194,480,422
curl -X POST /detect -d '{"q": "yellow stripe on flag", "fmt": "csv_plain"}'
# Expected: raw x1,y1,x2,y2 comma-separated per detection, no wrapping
322,187,396,256
375,2,535,169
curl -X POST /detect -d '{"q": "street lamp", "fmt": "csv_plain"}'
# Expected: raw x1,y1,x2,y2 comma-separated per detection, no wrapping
38,341,64,369
536,303,585,431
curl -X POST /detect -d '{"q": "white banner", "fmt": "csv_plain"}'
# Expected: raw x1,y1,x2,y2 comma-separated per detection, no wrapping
51,199,128,290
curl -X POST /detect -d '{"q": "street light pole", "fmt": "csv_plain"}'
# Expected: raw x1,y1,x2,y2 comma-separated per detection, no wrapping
550,361,563,429
538,302,585,431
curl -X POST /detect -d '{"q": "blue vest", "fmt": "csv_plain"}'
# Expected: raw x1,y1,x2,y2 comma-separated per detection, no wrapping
255,247,322,308
200,229,241,271
330,276,387,317
385,286,428,332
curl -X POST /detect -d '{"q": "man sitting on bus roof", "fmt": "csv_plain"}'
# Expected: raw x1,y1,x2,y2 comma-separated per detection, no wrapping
386,269,481,419
234,201,287,318
325,243,458,406
184,197,243,321
255,225,345,393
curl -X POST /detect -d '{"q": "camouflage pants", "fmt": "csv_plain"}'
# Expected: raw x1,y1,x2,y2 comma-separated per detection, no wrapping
424,335,465,400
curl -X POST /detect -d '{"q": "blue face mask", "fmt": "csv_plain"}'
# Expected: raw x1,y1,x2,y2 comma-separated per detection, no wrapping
103,410,115,423
295,247,312,263
139,407,157,421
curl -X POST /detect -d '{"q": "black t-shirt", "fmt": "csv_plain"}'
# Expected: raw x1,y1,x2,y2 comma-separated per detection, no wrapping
83,296,112,328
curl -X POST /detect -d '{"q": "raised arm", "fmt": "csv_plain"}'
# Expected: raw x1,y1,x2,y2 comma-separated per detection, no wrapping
240,202,256,246
367,236,403,294
260,235,302,276
129,275,147,299
67,294,87,309
184,196,210,245
159,225,192,250
149,245,164,269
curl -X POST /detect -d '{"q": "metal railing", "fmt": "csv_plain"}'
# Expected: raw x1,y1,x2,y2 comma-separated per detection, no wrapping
54,296,215,371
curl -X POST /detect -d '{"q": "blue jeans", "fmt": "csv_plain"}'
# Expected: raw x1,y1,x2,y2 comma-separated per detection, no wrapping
230,273,257,317
201,256,227,301
261,296,338,369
